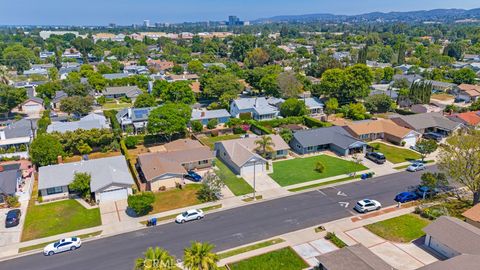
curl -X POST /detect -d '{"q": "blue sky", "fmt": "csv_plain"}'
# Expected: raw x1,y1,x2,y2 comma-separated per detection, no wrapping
1,0,479,25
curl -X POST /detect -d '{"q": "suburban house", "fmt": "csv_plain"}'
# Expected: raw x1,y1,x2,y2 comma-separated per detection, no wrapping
136,139,214,191
230,97,282,121
51,90,68,110
315,244,393,270
425,80,457,92
146,59,174,71
462,204,480,229
392,74,423,86
13,97,44,118
456,84,480,102
215,134,290,177
290,126,367,156
447,111,480,128
418,254,479,270
302,97,324,116
164,74,199,82
47,113,110,133
38,156,135,203
343,118,420,147
103,86,143,101
124,65,149,75
102,73,130,80
0,118,36,159
423,216,480,259
190,109,231,126
390,113,462,136
0,163,22,204
116,107,156,133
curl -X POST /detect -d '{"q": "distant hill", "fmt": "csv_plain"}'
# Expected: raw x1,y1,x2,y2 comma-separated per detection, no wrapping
253,8,480,24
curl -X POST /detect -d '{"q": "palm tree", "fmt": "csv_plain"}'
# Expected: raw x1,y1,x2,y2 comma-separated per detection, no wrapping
135,247,176,270
183,242,218,270
254,135,275,158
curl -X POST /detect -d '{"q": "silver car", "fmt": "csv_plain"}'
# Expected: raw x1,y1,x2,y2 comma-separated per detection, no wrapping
407,162,426,172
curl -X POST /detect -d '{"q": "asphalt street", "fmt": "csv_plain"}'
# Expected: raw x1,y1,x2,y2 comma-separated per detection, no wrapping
0,166,437,270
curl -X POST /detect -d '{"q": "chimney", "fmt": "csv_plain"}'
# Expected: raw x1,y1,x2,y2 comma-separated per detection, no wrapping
0,130,5,140
57,156,63,164
254,98,258,108
128,108,132,118
201,111,206,117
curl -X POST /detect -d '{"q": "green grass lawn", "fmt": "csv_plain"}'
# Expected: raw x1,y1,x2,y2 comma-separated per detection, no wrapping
218,238,284,260
150,184,203,214
288,175,361,192
199,134,242,150
227,247,308,270
369,142,421,164
365,214,431,243
102,102,132,110
215,159,253,196
22,200,101,242
269,155,368,187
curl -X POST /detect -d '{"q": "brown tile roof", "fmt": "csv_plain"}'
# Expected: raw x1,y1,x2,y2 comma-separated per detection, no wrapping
162,139,204,152
344,118,416,140
423,216,480,255
190,81,201,93
462,203,480,222
137,154,186,181
458,84,480,97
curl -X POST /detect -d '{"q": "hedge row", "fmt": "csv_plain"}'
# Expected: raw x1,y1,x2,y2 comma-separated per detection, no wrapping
303,116,333,128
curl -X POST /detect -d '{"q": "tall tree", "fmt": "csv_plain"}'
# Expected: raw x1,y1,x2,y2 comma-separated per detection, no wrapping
183,242,219,270
59,96,94,115
324,98,338,117
279,98,307,117
29,134,64,166
416,139,438,162
160,81,196,104
134,93,157,108
438,130,480,205
0,84,27,113
277,71,303,98
135,247,176,270
147,103,191,140
357,45,368,64
397,43,406,65
254,135,275,158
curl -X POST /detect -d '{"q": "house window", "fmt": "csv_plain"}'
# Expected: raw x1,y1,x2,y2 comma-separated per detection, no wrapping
46,186,63,195
276,150,285,156
198,160,209,165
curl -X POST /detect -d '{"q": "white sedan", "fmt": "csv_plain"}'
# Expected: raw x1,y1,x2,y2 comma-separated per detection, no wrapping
354,199,382,213
44,237,82,256
406,162,426,172
176,209,204,223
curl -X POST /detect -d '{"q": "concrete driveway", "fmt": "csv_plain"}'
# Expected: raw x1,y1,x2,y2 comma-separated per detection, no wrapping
243,173,282,191
99,199,128,225
0,202,28,247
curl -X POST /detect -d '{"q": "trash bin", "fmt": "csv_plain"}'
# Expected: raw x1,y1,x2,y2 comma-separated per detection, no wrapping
151,218,157,226
361,173,367,180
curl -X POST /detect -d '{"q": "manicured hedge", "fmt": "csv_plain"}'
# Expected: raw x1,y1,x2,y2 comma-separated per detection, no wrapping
303,116,333,128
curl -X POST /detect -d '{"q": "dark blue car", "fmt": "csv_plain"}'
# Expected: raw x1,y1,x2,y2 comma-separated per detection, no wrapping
5,209,21,228
394,192,419,203
184,171,202,182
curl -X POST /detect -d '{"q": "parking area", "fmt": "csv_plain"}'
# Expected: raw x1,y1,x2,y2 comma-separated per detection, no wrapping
99,199,128,225
0,202,28,247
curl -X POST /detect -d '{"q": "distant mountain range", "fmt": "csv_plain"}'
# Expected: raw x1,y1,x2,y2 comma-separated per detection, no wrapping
253,8,480,24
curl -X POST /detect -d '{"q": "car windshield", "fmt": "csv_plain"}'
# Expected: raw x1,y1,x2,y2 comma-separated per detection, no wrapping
53,241,61,248
182,212,188,217
72,237,77,241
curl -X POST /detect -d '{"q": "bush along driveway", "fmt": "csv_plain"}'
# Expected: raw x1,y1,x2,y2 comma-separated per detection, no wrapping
269,155,367,187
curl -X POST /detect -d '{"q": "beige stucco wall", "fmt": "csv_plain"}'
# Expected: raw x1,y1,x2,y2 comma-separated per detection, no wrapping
150,177,183,191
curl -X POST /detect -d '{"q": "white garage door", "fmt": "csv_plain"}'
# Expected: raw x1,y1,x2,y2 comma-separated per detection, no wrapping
23,104,40,113
241,162,265,176
403,134,417,148
427,237,457,258
97,188,128,203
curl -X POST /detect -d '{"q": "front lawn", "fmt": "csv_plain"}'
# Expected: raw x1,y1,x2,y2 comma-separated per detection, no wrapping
215,159,253,196
199,134,242,150
365,214,431,243
149,184,202,214
22,200,101,242
227,247,308,270
369,142,421,164
269,155,367,187
102,102,132,110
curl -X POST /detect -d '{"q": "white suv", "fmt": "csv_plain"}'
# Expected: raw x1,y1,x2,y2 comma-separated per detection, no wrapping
354,199,382,213
176,209,204,223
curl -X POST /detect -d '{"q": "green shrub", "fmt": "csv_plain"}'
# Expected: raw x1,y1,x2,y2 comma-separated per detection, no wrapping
325,232,347,248
206,118,218,130
124,136,139,149
191,120,203,132
6,195,20,208
250,121,272,135
239,112,252,120
127,192,155,216
315,161,325,173
303,116,332,128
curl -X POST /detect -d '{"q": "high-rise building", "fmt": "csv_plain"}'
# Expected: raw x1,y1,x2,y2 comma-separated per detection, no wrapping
228,15,244,26
143,20,150,27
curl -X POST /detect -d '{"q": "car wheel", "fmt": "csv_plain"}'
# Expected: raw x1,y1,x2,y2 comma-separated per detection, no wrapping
48,251,54,256
376,206,381,210
181,220,185,224
70,246,76,251
197,216,201,220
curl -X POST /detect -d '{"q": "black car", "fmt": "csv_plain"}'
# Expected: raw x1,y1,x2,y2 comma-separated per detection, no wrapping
5,209,21,228
422,132,443,142
365,152,386,164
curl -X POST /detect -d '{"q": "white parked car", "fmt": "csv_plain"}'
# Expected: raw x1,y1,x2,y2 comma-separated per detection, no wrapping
354,199,382,213
406,162,426,172
176,209,204,223
44,237,82,256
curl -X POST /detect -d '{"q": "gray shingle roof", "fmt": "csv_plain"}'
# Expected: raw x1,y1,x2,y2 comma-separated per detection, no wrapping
38,156,134,192
47,113,109,133
391,113,462,131
103,86,142,98
103,73,130,80
191,109,231,121
232,97,281,116
0,168,20,195
2,119,36,139
417,254,480,270
293,126,365,149
316,244,394,270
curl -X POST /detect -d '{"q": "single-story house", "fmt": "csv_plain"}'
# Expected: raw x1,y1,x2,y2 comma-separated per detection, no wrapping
103,86,143,101
116,107,156,133
290,126,367,156
38,156,135,203
0,164,22,204
123,65,149,75
410,104,443,114
390,113,463,136
456,84,480,102
102,73,130,80
302,97,324,115
230,97,282,121
165,74,199,82
51,90,68,110
47,113,109,133
315,244,394,270
425,80,457,92
423,216,480,259
0,118,36,158
215,134,290,176
343,118,420,147
136,139,214,191
392,74,423,86
14,97,44,118
447,111,480,128
190,109,231,126
462,204,480,229
417,254,480,270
